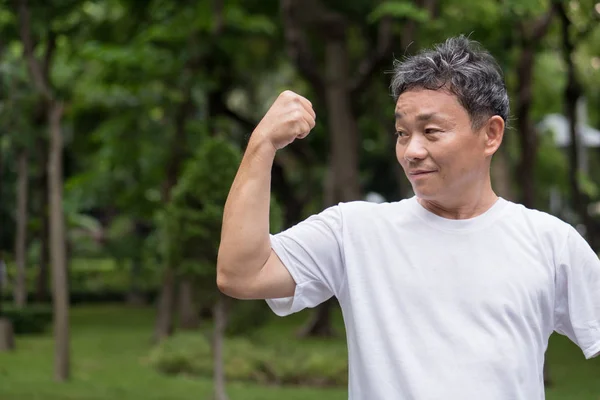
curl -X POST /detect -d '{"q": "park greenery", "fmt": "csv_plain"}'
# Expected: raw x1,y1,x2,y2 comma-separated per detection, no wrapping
0,0,599,399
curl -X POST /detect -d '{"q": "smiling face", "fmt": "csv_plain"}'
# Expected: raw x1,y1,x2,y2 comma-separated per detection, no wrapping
395,88,503,204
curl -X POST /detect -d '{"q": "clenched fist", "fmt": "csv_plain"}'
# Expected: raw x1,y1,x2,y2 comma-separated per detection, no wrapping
251,90,316,151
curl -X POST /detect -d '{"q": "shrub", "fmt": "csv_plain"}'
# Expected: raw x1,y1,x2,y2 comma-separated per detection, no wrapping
0,305,53,334
146,332,348,387
225,300,272,337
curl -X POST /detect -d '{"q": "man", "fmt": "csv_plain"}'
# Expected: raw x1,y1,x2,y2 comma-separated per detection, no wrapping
217,36,600,399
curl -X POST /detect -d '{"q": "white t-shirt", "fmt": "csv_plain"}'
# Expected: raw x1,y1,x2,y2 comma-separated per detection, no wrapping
266,197,600,400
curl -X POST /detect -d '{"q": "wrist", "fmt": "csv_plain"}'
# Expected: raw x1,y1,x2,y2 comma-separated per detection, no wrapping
247,133,277,160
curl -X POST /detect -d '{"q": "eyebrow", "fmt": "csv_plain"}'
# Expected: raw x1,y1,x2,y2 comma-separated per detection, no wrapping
395,112,441,121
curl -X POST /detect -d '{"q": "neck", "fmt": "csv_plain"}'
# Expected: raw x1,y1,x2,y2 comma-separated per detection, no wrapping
417,179,498,220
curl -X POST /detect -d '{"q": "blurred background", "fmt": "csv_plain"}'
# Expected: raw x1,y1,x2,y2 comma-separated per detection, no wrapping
0,0,599,399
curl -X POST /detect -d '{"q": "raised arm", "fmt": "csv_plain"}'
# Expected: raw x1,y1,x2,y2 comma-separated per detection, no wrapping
216,91,316,300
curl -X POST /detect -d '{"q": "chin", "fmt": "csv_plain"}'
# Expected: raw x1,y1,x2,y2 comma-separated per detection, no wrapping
411,185,439,200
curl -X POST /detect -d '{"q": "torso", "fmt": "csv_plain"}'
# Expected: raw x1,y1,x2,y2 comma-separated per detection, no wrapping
336,197,568,400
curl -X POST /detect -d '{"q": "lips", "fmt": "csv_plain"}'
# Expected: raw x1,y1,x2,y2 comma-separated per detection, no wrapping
409,170,437,176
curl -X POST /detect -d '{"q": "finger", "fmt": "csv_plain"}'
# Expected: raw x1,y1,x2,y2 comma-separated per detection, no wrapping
297,96,316,120
297,119,312,139
306,114,316,130
301,113,315,131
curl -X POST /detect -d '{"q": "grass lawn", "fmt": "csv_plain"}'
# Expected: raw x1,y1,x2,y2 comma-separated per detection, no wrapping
0,304,598,399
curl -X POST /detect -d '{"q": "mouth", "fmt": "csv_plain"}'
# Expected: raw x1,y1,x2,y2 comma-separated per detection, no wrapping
407,170,437,181
408,170,437,176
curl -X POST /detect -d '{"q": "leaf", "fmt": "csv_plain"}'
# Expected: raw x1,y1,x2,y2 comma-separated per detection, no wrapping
225,5,277,35
578,171,599,200
367,1,429,24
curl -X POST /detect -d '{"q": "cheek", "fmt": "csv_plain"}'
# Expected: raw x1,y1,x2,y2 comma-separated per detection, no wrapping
395,143,405,165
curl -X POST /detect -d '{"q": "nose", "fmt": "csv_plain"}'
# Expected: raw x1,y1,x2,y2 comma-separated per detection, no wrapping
401,135,428,162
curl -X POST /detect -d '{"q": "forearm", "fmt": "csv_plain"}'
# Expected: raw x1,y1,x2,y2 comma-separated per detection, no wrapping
217,138,276,285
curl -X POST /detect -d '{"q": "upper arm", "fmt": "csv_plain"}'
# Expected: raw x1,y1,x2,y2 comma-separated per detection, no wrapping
250,249,297,299
554,226,600,359
221,204,345,316
218,249,295,300
221,204,345,303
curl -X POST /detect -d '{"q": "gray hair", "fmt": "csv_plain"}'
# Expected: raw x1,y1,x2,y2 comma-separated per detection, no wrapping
391,35,510,129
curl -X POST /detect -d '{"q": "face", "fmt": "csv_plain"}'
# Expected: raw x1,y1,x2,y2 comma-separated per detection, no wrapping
394,88,502,202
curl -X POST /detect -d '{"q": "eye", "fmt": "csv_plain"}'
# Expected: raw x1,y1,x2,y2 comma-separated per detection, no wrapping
424,128,441,134
395,130,408,138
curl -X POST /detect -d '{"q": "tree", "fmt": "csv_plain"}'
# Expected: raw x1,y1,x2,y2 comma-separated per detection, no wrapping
14,138,29,309
160,136,282,400
0,142,15,352
16,0,70,381
513,2,558,208
557,0,599,245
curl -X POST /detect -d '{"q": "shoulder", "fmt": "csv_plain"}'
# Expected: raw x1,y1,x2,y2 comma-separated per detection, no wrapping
503,201,570,229
501,200,574,247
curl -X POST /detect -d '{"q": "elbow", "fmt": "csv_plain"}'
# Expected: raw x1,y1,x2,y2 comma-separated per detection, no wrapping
216,270,234,298
216,263,247,300
216,274,252,300
216,260,235,297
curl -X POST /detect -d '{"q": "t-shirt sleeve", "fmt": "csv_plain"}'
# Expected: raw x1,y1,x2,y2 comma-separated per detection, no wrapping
265,205,345,317
553,226,600,359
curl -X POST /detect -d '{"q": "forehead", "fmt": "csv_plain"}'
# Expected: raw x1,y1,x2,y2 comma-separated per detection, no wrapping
394,88,465,120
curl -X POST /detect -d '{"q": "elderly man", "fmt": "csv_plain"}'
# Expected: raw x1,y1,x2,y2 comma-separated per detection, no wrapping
217,35,600,399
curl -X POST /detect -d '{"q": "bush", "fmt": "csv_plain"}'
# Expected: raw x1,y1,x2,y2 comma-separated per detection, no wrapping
0,305,53,334
2,257,161,305
225,300,272,337
146,332,348,387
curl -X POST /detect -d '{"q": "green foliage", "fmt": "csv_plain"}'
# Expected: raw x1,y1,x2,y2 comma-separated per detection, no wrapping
0,305,53,334
160,137,283,278
226,300,273,336
368,1,429,24
535,132,570,195
2,258,160,299
502,0,548,18
578,171,599,200
147,332,348,387
159,137,241,276
68,258,159,294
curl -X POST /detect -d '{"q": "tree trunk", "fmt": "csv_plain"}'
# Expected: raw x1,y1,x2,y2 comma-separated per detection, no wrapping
48,101,69,381
559,4,592,237
0,317,15,352
14,148,29,308
127,221,147,306
35,136,50,303
153,267,176,342
126,254,145,306
543,359,552,386
516,45,537,208
297,297,337,338
178,279,199,330
212,292,229,400
152,82,193,342
565,80,587,225
491,144,514,201
514,6,556,208
0,147,4,312
325,27,361,205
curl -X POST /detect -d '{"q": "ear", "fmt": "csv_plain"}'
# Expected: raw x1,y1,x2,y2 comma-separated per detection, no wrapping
483,115,504,157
